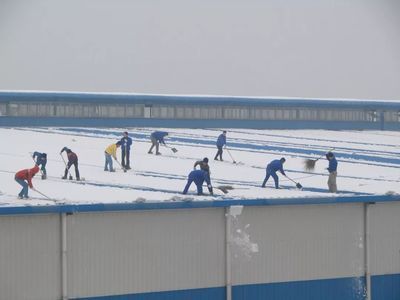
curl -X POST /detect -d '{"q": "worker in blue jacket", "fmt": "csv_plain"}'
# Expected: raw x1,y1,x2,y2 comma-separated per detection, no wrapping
183,169,213,195
32,151,47,179
262,157,286,189
148,131,168,155
326,152,338,193
120,131,133,169
214,130,227,161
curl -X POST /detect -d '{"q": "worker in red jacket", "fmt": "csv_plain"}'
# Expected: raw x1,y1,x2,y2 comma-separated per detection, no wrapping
15,165,40,199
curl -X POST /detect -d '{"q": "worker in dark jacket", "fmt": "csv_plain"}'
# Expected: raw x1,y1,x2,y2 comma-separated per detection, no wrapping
15,165,40,199
183,169,213,195
214,131,227,161
120,131,132,169
32,151,47,179
262,157,286,189
148,131,168,155
326,152,338,193
194,157,210,175
60,147,80,180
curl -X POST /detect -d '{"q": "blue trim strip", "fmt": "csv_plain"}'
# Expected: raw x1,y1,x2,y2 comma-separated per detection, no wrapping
70,274,400,300
233,277,366,300
372,273,400,300
0,194,399,215
1,117,399,130
70,276,371,300
1,91,400,109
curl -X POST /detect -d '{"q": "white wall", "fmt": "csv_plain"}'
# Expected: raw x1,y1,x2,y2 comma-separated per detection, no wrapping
0,202,400,299
0,214,61,300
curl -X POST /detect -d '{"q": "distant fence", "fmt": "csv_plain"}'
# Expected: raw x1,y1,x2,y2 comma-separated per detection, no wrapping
0,91,399,129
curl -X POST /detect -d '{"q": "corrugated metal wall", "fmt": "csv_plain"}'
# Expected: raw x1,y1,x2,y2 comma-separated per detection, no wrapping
67,209,225,299
0,202,399,300
232,204,364,285
0,214,61,300
370,202,400,299
1,92,399,129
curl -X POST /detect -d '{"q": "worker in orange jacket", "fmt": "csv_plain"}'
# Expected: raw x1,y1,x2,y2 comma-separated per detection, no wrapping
15,165,40,199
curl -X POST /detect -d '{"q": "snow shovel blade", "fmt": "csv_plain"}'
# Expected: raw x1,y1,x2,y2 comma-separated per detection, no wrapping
217,185,234,194
171,147,178,153
296,182,303,189
217,187,229,194
69,175,73,180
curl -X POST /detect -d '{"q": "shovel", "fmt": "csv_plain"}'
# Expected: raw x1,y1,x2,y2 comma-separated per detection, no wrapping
284,175,303,190
166,145,178,153
225,148,237,164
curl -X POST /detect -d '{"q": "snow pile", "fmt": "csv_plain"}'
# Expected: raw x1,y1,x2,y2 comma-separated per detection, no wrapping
229,206,259,259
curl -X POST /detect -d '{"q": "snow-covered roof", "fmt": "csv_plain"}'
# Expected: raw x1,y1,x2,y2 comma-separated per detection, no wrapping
1,127,399,208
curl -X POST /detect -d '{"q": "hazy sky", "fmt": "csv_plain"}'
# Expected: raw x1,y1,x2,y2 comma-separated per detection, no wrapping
1,0,399,100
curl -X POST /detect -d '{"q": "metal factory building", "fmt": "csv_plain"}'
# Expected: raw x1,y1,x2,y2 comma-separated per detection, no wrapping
0,195,400,300
0,91,399,129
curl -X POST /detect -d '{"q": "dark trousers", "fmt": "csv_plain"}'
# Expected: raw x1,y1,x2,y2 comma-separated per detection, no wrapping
214,146,223,160
262,169,279,189
121,148,130,168
148,137,160,153
38,162,47,177
64,161,80,180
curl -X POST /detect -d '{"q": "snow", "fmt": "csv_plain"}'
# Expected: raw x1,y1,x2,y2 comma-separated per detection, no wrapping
0,127,399,207
1,90,399,103
229,206,244,218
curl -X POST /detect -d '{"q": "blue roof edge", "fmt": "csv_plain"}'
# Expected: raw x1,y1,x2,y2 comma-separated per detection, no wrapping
0,91,399,109
0,194,399,215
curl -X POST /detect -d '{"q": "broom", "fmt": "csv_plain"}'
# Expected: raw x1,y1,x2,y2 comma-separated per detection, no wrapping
304,148,335,171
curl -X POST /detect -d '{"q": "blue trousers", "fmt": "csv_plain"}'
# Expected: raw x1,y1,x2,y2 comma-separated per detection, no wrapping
183,178,204,195
104,153,113,171
262,169,279,189
15,177,29,198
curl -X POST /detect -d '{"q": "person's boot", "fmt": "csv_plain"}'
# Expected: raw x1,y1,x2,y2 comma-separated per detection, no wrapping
156,152,162,155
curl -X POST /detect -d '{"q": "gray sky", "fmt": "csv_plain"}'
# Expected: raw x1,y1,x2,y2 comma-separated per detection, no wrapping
1,0,399,100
